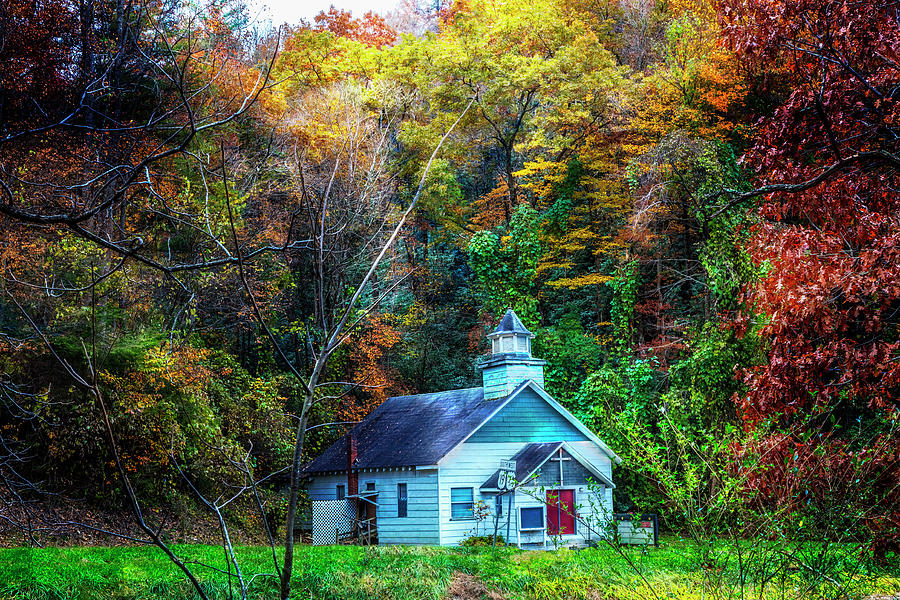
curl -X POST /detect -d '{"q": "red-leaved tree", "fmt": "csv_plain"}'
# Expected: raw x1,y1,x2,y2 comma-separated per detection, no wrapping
719,0,900,554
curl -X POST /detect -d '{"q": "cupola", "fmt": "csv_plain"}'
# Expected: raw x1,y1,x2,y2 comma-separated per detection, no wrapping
481,309,546,400
488,309,533,355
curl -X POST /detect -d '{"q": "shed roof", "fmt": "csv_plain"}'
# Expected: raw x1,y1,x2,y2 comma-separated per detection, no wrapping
481,441,616,490
479,442,563,490
303,387,498,474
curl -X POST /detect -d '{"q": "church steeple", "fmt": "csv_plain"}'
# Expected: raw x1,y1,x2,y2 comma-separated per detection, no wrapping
481,309,546,399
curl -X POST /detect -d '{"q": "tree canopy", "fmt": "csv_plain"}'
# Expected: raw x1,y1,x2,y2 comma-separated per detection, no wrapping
1,0,898,583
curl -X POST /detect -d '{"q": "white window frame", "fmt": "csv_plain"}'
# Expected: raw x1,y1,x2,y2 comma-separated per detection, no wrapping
518,505,546,532
450,487,475,520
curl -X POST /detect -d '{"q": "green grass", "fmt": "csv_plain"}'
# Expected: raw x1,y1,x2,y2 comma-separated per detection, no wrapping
0,539,897,600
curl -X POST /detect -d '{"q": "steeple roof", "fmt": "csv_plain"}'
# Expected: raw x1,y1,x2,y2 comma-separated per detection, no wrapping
489,308,533,338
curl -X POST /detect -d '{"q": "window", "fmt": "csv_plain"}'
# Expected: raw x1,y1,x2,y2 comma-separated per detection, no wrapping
397,483,408,518
365,481,375,492
517,336,528,353
494,494,503,517
519,506,545,531
502,336,514,352
336,485,345,500
450,487,474,520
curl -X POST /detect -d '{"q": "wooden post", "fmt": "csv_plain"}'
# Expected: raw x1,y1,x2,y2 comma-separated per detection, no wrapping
506,493,512,543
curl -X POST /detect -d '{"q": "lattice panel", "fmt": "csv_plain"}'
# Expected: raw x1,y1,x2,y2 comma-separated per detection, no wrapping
312,499,355,546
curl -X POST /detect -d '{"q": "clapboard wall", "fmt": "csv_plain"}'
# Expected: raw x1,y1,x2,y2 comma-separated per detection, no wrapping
306,468,440,545
467,386,589,443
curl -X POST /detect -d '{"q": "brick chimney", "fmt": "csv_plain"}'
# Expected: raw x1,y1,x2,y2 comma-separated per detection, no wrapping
346,432,358,496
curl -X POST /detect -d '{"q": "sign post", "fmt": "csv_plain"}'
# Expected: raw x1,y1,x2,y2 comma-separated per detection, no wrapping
507,492,512,543
497,460,516,543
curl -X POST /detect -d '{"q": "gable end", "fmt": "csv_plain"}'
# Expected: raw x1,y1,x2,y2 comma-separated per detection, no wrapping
466,386,589,443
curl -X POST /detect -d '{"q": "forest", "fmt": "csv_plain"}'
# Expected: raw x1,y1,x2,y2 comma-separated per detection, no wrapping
0,0,898,598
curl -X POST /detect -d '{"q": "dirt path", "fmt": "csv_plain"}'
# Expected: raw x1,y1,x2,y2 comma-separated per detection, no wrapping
445,572,508,600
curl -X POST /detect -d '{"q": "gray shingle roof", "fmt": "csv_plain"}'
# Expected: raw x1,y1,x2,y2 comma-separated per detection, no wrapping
490,309,533,337
303,387,502,474
480,442,563,489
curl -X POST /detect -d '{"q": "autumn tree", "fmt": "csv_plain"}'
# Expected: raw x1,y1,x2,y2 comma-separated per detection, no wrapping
719,0,900,553
0,1,291,595
393,0,624,222
0,0,278,277
314,5,398,48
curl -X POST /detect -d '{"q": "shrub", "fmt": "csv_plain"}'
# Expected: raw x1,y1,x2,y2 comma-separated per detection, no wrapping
461,534,505,547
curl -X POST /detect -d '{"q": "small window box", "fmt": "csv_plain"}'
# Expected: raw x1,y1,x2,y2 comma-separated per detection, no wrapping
519,506,545,531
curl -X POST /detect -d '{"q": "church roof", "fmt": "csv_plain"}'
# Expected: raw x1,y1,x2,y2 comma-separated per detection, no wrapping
302,387,499,474
302,380,621,476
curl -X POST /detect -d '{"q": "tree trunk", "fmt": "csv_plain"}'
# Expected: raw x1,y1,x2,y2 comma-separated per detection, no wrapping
503,146,516,222
279,400,311,600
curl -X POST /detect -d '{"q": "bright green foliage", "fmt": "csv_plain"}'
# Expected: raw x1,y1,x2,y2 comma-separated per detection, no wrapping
533,314,603,403
608,261,639,352
468,204,542,322
567,359,658,511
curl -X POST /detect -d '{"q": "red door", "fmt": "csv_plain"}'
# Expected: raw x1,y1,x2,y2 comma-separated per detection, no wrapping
547,489,575,535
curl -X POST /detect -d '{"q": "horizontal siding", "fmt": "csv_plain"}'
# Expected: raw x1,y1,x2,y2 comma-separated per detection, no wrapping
566,441,615,519
307,474,347,500
437,437,616,547
483,363,545,399
438,442,524,545
468,388,588,443
532,449,595,488
369,470,440,545
305,469,440,545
